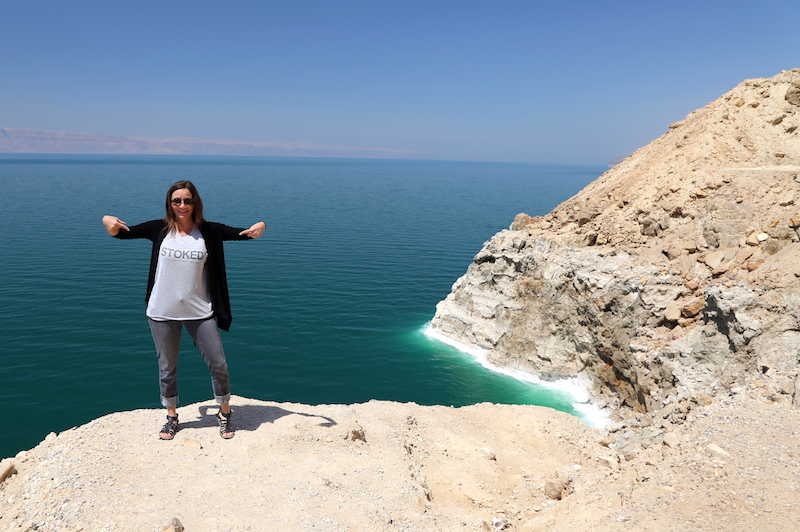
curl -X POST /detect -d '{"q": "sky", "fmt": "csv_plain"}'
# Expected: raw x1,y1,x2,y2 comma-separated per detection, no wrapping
2,1,799,165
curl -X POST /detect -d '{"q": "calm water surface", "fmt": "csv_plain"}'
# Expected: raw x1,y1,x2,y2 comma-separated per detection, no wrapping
0,154,604,458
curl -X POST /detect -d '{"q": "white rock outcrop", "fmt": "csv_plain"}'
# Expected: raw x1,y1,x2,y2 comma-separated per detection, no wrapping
432,69,800,413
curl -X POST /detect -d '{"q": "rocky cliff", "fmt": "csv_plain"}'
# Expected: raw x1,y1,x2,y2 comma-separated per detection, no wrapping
431,69,800,415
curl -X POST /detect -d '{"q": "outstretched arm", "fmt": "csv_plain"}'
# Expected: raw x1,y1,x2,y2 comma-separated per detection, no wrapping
102,215,130,236
239,221,267,238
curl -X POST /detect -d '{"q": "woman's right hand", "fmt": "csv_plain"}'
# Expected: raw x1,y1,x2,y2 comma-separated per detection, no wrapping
102,215,130,236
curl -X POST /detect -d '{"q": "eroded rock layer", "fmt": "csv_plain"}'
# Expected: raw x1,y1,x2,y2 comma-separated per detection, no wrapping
431,69,800,414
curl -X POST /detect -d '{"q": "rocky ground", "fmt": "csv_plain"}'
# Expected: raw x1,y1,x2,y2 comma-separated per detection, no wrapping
1,390,798,531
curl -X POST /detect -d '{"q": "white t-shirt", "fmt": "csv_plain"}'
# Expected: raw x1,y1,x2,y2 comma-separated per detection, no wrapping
146,227,213,321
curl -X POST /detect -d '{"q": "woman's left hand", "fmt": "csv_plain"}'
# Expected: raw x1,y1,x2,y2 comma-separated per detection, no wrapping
240,221,267,238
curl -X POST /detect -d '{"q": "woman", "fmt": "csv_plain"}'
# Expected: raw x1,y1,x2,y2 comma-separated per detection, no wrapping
102,180,266,440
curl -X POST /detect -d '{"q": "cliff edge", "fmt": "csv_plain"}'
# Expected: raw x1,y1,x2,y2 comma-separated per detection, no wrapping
1,395,799,531
432,69,800,416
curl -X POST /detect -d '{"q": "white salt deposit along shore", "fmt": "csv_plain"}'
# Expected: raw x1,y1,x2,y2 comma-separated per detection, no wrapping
424,324,611,427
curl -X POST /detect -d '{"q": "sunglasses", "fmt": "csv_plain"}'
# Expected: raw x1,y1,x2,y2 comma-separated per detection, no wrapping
171,198,196,206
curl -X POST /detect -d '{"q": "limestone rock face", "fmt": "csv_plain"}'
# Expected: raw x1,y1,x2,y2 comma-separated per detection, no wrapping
431,69,800,413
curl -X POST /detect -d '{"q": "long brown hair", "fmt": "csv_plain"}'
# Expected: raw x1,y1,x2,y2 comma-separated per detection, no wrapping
164,180,205,232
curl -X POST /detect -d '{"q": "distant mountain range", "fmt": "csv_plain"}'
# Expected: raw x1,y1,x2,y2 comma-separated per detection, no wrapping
0,127,424,159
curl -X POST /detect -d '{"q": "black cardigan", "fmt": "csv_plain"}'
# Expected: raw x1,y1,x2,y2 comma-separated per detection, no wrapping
114,220,252,331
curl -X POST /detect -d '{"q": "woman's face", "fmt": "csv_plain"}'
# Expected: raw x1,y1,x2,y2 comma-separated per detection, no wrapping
170,187,194,223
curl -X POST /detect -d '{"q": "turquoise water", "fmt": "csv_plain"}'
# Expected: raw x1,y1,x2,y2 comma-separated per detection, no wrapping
0,154,604,459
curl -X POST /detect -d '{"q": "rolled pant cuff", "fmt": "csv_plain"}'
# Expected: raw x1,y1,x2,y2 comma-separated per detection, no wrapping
161,395,179,407
215,393,231,404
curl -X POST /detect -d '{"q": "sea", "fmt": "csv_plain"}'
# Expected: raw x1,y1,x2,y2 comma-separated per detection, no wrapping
0,154,606,459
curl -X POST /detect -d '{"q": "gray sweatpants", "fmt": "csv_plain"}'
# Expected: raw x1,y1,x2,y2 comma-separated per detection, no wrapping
148,317,232,407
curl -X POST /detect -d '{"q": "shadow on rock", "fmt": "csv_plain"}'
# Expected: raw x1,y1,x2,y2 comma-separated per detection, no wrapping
180,404,338,432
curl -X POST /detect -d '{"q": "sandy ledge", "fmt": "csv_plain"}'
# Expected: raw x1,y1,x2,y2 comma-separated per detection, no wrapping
1,393,799,531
